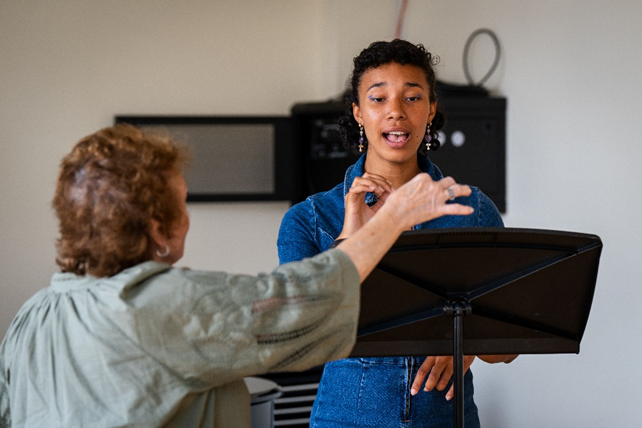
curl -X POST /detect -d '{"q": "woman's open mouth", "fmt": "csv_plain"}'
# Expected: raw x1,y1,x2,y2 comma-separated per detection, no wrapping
384,131,410,146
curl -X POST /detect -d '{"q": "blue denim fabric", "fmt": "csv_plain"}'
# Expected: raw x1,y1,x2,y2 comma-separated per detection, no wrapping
310,358,478,428
277,154,504,427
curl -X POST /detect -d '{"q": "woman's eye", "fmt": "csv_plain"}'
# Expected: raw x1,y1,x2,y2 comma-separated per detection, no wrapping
368,95,385,103
406,95,423,102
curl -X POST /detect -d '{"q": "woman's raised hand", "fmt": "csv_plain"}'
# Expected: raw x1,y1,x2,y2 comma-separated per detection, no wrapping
338,173,474,240
384,174,474,230
337,172,394,240
334,173,473,282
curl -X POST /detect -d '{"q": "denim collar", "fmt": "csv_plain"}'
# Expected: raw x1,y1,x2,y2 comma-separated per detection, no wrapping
342,154,443,205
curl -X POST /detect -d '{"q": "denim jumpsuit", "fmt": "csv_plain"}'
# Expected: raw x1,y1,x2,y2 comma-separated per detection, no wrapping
277,154,504,427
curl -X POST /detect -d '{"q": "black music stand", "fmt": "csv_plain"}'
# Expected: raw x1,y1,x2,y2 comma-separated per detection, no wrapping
349,228,602,428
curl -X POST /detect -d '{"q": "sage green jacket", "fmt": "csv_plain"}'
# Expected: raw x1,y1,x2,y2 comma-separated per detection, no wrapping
0,249,359,427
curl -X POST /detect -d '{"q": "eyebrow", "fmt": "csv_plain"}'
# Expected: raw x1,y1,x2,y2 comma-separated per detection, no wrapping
366,81,425,92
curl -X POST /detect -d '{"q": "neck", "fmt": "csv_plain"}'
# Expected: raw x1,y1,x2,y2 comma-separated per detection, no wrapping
364,154,422,189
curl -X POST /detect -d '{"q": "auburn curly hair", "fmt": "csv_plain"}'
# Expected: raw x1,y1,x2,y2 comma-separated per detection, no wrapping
338,39,446,155
53,124,189,277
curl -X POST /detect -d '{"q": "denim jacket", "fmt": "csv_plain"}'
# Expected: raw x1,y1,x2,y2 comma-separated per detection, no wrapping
278,154,503,264
277,154,503,427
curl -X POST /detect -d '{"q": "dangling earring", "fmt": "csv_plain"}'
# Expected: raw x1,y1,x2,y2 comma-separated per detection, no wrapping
358,123,365,153
425,123,432,151
156,244,170,258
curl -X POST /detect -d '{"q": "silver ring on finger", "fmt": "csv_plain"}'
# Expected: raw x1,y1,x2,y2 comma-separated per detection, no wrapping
447,186,455,201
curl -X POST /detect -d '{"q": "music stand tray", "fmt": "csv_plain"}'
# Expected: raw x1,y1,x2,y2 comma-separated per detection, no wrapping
349,227,602,427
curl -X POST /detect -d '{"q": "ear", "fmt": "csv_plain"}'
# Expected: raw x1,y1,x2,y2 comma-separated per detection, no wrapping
352,102,362,125
148,219,166,252
428,101,437,123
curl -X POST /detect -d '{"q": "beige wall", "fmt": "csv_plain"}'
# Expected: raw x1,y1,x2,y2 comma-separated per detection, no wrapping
0,0,331,325
2,0,641,426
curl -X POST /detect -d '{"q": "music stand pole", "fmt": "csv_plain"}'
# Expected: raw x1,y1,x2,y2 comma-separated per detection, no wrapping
445,299,472,428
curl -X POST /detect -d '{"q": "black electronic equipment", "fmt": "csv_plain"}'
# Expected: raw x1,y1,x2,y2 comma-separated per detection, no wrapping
290,100,359,203
431,96,506,212
290,93,507,212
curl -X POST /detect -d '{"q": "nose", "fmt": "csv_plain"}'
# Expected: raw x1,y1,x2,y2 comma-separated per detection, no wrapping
387,96,406,120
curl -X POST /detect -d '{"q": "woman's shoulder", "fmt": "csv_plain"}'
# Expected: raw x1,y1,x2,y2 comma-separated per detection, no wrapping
418,186,503,229
465,186,504,227
283,182,346,223
278,182,347,262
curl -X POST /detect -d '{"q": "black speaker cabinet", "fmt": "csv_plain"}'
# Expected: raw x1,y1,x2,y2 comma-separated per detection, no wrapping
291,95,506,212
433,96,506,212
290,100,359,203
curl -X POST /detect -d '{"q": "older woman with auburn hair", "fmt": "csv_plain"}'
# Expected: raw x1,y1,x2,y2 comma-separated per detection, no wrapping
0,124,476,427
53,124,190,276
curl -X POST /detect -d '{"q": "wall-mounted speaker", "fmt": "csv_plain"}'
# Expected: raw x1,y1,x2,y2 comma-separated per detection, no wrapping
432,96,506,212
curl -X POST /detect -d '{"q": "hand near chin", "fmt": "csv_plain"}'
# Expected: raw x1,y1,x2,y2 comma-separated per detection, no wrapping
338,172,394,239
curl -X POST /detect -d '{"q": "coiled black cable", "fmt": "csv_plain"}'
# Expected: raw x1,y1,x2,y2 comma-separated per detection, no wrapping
463,28,501,87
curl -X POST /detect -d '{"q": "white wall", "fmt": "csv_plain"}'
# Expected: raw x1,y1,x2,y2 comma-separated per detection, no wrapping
397,1,642,427
0,0,326,326
2,0,641,426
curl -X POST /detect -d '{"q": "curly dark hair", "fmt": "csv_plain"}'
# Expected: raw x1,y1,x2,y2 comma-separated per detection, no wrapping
52,124,190,277
338,39,446,155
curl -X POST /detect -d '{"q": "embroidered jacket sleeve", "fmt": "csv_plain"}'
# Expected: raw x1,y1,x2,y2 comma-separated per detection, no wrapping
0,250,360,427
148,250,359,379
112,250,361,383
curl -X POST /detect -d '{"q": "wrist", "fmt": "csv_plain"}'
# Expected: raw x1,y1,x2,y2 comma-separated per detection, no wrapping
376,204,408,235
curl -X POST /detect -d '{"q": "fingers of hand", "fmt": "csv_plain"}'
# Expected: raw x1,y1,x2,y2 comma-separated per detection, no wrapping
410,357,435,395
388,174,474,227
434,366,453,392
446,186,456,201
353,174,393,190
446,384,455,401
441,202,474,216
445,356,475,401
416,175,471,205
441,178,472,202
412,356,475,398
439,179,473,215
439,176,457,189
350,176,392,198
346,182,379,201
362,172,393,188
375,190,391,207
424,357,451,392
